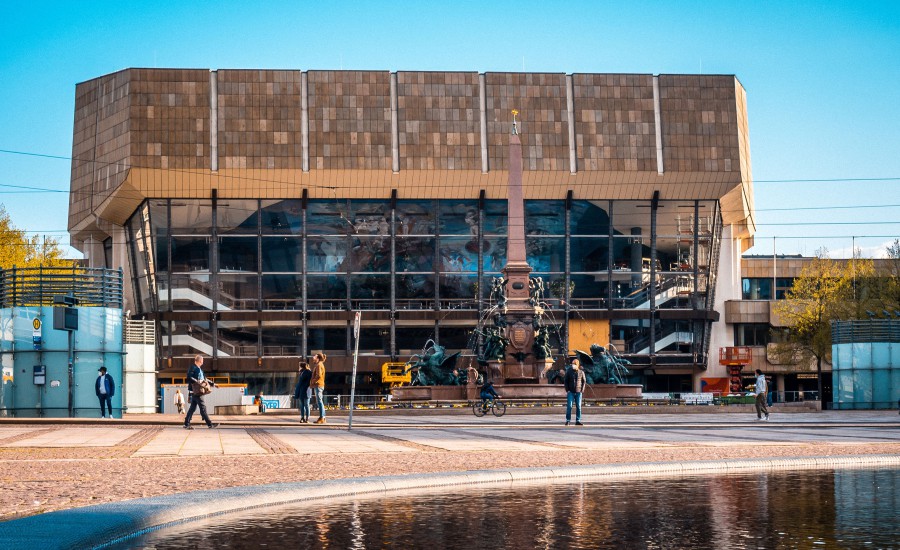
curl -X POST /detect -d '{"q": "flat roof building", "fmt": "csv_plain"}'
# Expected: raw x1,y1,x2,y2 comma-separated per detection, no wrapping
68,69,755,396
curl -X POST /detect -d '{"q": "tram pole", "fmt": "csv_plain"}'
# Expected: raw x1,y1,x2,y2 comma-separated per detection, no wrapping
348,311,361,430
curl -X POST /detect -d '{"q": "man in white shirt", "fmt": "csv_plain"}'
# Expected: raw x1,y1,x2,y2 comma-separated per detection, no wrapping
754,369,769,421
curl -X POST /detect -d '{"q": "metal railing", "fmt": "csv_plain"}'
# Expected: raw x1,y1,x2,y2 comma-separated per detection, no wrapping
832,319,900,344
125,319,155,344
0,266,123,308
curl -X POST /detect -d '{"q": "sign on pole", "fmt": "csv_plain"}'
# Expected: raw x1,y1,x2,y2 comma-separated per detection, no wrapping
32,318,42,350
348,311,361,429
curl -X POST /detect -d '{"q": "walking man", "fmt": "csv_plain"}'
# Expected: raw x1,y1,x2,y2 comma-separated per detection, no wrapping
95,366,115,419
564,358,586,426
310,352,327,424
754,369,770,421
184,354,219,429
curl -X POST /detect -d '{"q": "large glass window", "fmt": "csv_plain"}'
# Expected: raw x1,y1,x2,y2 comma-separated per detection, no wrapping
396,237,435,272
439,200,479,235
483,200,508,235
439,273,479,304
261,274,302,309
358,327,391,355
482,237,507,271
170,200,213,233
350,274,390,310
346,236,391,272
217,324,259,357
261,325,302,356
260,199,303,235
525,200,565,236
307,326,348,353
570,200,610,236
570,237,607,272
307,236,350,272
396,200,435,235
438,326,476,351
219,236,258,272
171,236,210,272
735,323,771,346
217,200,259,234
395,327,435,353
220,273,259,310
526,236,565,272
396,274,435,305
305,275,347,309
307,200,351,235
261,236,303,272
439,238,479,272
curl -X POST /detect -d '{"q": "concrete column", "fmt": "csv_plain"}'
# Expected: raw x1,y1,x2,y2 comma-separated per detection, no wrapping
653,75,664,175
390,72,399,173
479,73,488,173
566,74,576,174
301,71,309,172
210,71,218,172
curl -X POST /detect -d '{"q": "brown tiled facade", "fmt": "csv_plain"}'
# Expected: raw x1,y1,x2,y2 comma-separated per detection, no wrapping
397,71,481,171
69,68,754,243
218,70,301,170
573,73,657,173
308,70,392,170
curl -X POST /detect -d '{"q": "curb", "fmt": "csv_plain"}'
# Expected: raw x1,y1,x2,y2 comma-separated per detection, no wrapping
1,454,899,549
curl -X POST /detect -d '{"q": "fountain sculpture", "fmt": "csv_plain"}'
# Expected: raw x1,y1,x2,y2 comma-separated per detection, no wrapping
392,111,642,402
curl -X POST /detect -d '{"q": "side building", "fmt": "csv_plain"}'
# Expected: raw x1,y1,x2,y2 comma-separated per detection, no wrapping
67,69,755,396
725,255,898,406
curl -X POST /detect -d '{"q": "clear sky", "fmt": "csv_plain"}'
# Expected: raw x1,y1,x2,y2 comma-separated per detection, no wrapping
1,0,898,258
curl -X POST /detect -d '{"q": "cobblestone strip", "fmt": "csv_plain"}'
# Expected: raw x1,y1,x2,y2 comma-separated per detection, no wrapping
0,427,61,446
247,429,299,454
353,429,448,452
114,427,165,458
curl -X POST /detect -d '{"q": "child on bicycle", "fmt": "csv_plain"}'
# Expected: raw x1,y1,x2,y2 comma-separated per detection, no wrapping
480,380,500,411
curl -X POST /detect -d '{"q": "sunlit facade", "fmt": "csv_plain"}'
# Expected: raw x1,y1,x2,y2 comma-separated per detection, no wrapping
69,69,755,395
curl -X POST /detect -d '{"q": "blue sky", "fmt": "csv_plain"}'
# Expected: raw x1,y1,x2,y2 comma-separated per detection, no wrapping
1,0,898,258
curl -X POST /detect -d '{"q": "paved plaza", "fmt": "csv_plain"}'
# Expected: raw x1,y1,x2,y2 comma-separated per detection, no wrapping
1,409,898,521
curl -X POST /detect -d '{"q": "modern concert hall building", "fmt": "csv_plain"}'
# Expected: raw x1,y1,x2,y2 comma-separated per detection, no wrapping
68,69,755,396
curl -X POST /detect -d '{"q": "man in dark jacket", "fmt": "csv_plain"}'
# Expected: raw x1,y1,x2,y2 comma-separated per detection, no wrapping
564,358,586,426
184,354,218,429
95,367,115,419
293,361,313,423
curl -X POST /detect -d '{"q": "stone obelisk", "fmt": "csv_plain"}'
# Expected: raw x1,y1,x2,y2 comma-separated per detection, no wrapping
500,113,539,382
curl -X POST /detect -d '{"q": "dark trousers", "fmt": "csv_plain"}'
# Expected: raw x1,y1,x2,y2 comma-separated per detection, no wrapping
755,392,769,418
185,394,212,427
98,395,112,417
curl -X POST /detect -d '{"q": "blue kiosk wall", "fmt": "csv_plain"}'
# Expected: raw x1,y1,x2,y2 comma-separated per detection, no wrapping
0,306,124,418
831,319,900,410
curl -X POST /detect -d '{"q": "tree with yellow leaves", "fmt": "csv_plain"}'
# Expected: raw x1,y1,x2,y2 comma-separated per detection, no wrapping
771,249,860,401
0,205,70,269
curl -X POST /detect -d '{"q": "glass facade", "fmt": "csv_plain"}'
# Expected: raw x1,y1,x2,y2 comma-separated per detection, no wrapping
128,197,721,372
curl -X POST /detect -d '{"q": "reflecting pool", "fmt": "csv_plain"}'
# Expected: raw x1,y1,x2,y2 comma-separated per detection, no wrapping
120,468,900,549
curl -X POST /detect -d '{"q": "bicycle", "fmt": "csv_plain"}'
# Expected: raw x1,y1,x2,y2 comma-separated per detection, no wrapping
473,398,507,417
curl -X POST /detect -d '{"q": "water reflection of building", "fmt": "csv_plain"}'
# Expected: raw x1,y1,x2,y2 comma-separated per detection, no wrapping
67,69,755,395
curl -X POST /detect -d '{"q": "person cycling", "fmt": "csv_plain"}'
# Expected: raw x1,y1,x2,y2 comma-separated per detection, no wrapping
480,380,501,411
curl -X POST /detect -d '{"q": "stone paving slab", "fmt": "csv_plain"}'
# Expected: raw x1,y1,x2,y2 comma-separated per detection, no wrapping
277,429,416,454
1,427,139,448
371,428,555,452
